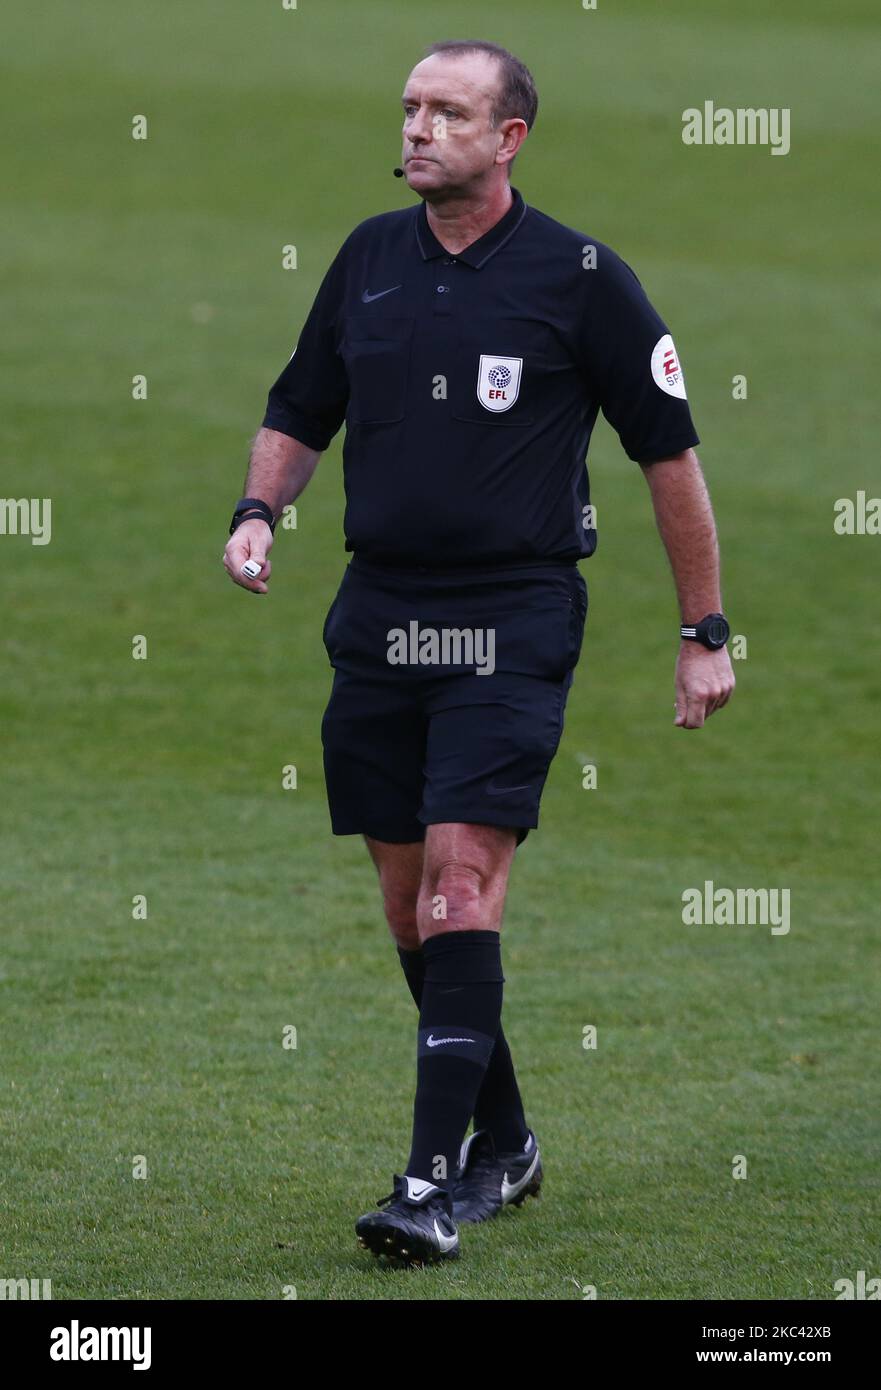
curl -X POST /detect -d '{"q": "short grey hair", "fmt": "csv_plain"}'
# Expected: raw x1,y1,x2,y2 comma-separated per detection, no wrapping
423,39,539,133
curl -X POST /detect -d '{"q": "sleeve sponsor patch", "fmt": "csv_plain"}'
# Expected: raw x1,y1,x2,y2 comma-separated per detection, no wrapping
650,334,687,399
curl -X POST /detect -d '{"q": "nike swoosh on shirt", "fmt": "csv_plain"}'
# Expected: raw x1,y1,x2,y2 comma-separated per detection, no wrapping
361,285,402,303
486,781,533,796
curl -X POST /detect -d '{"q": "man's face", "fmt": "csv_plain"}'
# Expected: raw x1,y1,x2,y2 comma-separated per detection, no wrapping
400,53,515,197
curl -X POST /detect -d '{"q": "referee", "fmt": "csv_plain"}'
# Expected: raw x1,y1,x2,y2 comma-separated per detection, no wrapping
223,39,735,1266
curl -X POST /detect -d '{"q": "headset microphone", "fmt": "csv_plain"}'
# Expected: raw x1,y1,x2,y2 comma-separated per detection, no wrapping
393,166,404,177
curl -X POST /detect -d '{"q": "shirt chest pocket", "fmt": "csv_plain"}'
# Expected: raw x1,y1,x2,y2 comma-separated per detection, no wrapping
341,314,414,425
450,317,555,427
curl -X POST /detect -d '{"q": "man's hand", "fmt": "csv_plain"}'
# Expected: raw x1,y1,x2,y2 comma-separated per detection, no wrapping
674,642,735,729
223,518,274,595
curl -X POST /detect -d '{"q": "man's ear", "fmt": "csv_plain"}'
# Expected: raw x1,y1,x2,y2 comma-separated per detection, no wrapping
496,118,528,166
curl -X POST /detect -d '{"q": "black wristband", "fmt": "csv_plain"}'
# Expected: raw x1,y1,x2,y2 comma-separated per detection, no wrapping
229,497,275,534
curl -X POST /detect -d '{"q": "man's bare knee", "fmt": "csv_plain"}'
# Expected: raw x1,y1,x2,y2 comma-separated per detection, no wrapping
432,861,485,922
419,824,516,939
363,836,424,951
382,891,421,951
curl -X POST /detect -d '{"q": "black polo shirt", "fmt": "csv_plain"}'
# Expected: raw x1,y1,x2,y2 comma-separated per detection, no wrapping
262,187,699,567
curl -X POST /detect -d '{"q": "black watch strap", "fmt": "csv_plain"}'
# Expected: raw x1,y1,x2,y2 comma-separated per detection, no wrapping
229,497,276,534
681,613,730,650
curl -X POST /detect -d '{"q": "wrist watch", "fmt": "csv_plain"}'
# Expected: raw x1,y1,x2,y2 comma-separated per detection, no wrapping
680,613,730,650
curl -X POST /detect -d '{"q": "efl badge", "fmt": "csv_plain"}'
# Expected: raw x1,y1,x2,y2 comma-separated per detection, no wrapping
477,354,523,412
650,334,687,399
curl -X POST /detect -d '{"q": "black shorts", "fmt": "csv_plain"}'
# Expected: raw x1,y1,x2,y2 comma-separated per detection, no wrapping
320,556,588,845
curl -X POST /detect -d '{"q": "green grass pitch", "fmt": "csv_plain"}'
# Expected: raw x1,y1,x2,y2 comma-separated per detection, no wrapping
1,0,879,1299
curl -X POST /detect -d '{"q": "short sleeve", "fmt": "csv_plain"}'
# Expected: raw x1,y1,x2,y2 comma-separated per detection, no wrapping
577,246,699,464
261,240,351,451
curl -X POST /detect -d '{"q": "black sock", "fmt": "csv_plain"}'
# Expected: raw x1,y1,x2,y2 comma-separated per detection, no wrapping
398,945,529,1155
404,932,511,1191
472,1029,529,1152
397,945,427,1009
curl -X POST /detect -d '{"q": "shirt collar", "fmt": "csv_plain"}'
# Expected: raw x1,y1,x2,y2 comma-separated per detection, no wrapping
414,187,528,269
